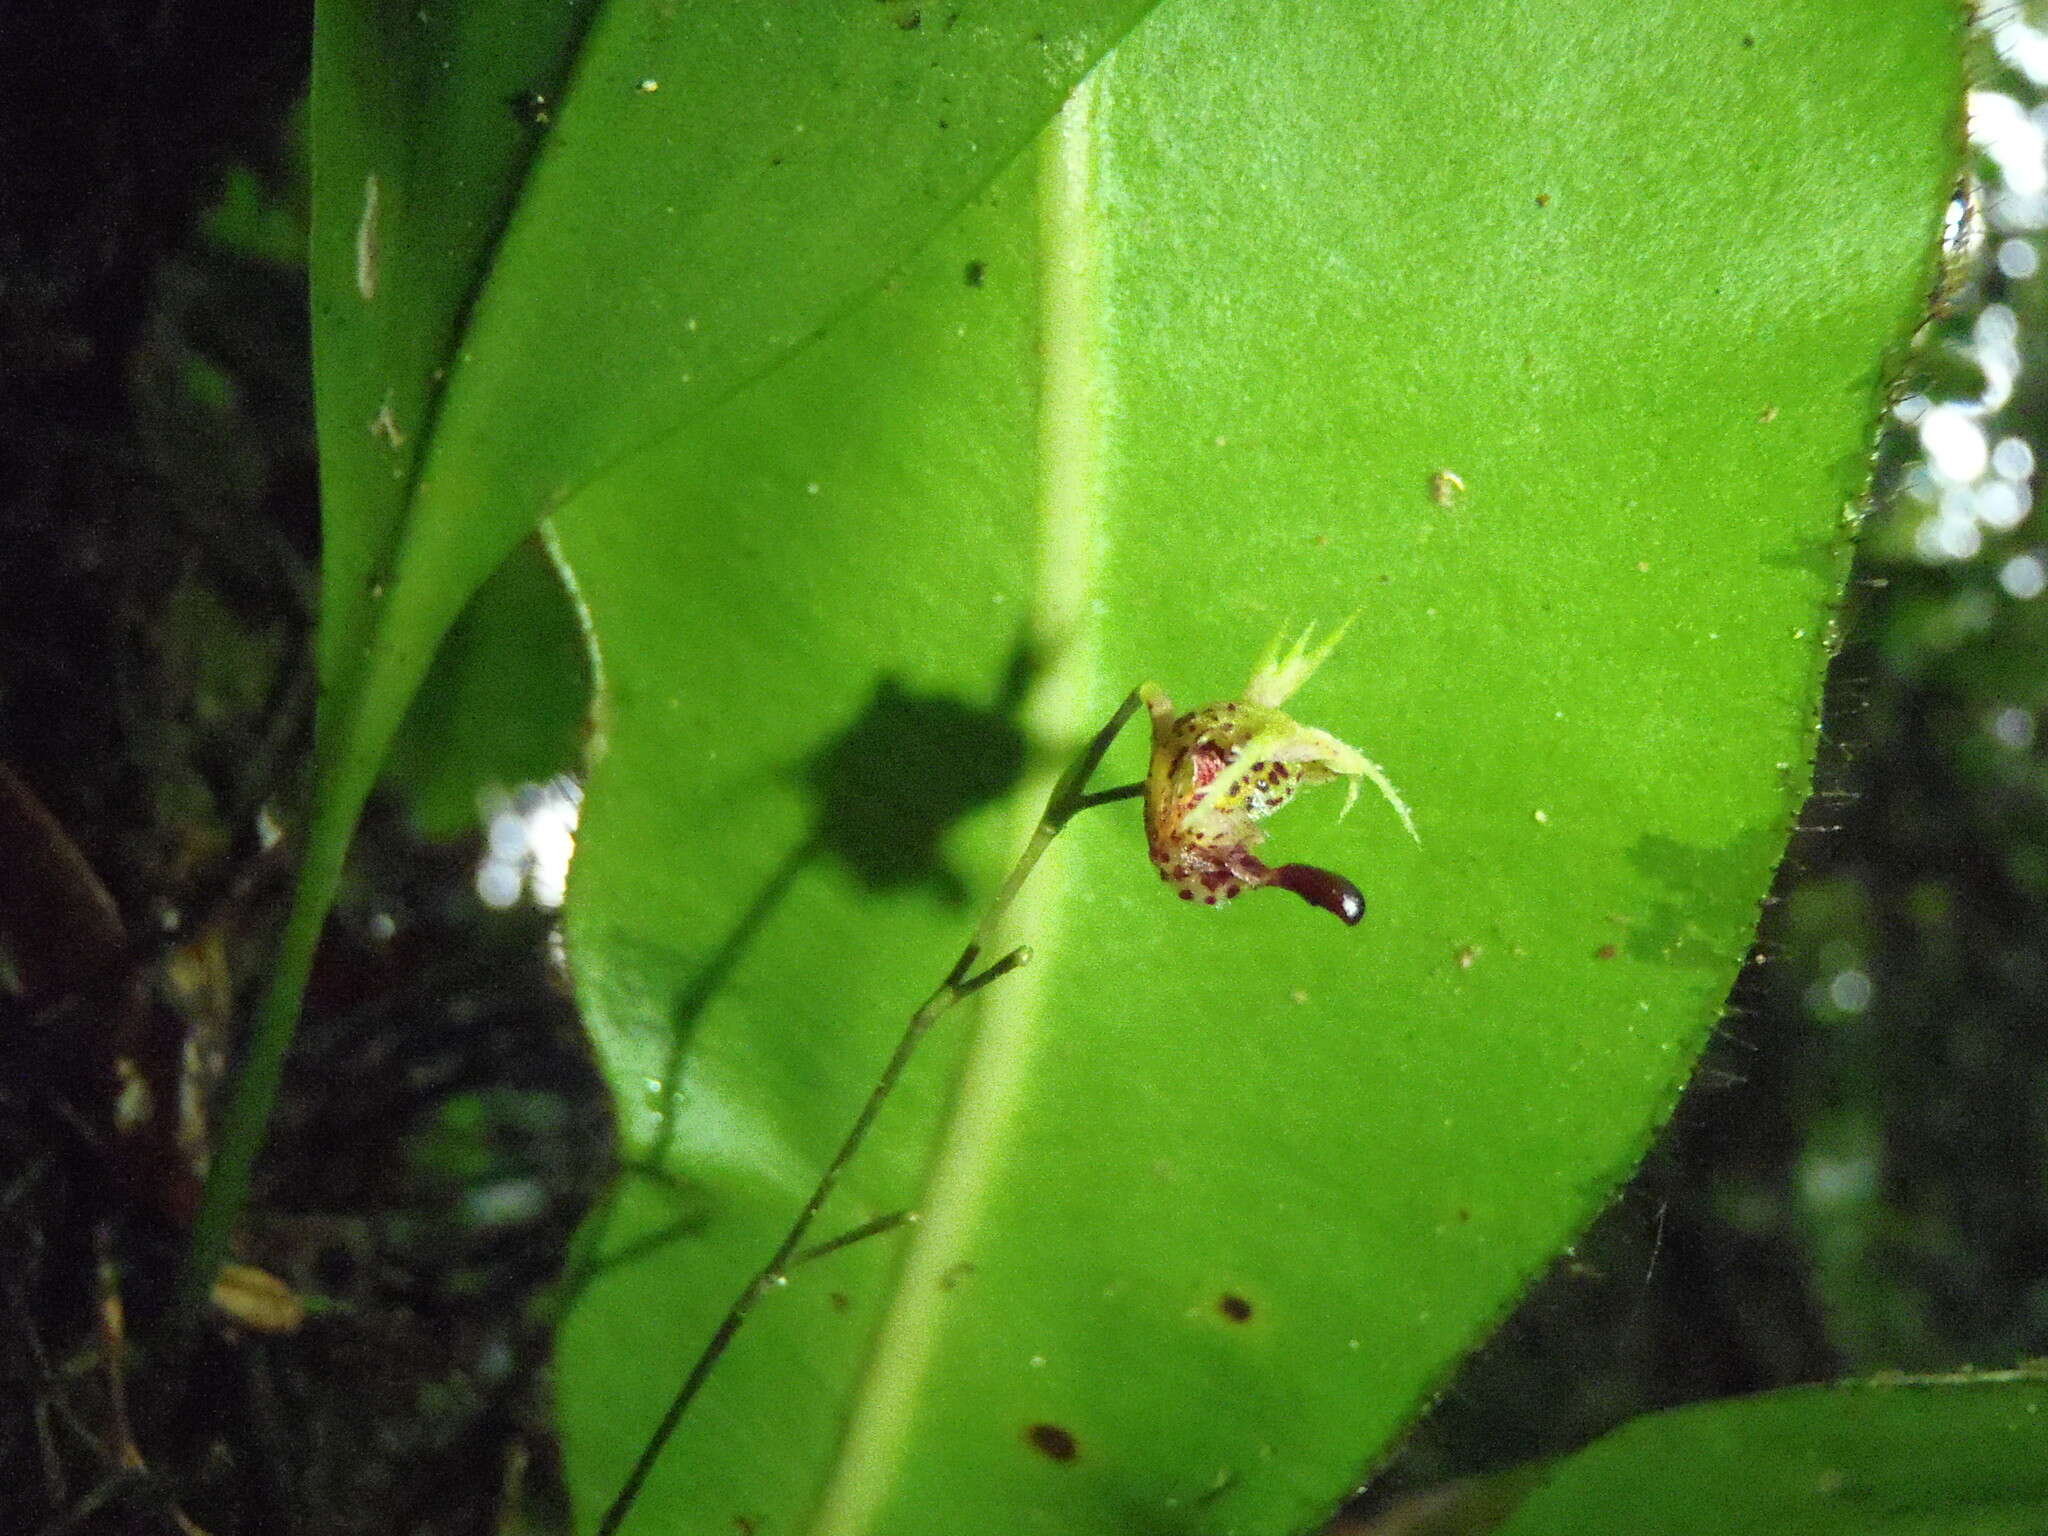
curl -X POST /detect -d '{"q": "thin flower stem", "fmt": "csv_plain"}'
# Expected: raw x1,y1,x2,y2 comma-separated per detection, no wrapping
596,689,1143,1536
792,1209,918,1268
1074,781,1143,812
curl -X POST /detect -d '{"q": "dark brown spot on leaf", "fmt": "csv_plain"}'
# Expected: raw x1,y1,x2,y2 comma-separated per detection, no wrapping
1594,943,1618,960
939,1260,976,1290
1026,1423,1079,1461
1219,1293,1253,1322
965,259,986,287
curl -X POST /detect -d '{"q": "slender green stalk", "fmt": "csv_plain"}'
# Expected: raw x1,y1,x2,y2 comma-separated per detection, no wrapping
596,689,1143,1536
793,1208,919,1267
174,761,362,1319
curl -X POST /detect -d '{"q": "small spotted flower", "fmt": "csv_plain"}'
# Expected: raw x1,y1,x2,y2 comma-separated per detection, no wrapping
1141,623,1417,925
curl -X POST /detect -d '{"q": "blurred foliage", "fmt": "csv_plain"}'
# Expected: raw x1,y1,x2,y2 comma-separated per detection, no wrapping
1756,41,2048,1382
0,4,608,1532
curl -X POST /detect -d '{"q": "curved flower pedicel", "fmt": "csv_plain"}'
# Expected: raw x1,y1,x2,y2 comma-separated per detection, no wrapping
1141,624,1418,925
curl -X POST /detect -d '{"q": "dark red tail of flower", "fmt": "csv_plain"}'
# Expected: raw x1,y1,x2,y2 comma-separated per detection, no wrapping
1270,863,1365,926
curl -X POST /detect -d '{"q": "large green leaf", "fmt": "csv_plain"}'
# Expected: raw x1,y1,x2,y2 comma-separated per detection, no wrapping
548,1,1960,1532
189,0,1164,1301
1493,1372,2048,1535
311,0,1169,777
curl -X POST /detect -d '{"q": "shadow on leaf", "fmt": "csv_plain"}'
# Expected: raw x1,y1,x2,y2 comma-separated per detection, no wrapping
578,644,1035,1285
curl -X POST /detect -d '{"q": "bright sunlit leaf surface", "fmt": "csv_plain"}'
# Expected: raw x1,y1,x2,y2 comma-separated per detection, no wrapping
1495,1372,2048,1535
546,2,1960,1532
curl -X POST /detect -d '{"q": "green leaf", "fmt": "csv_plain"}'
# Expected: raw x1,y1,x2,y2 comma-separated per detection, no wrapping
185,0,1164,1305
311,0,1170,808
384,538,590,840
547,2,1961,1530
1492,1372,2048,1535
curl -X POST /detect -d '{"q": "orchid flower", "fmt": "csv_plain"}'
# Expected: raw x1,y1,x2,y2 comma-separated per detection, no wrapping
1140,623,1417,925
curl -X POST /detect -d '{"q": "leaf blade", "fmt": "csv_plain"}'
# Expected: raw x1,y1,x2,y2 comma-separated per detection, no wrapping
1494,1372,2048,1535
545,1,1964,1531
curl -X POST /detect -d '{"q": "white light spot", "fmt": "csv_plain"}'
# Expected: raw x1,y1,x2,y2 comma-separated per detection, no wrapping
1978,301,2022,349
1999,238,2041,280
1978,479,2030,531
1993,13,2048,87
1919,514,1982,563
1827,969,1873,1013
487,809,527,860
638,77,660,92
1976,305,2023,412
1995,436,2036,482
1920,403,1989,483
2001,552,2047,598
475,778,583,910
476,863,522,909
1993,705,2036,750
1972,91,2048,197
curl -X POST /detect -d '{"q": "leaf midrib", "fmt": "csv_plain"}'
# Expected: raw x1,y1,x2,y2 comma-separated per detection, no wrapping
801,75,1110,1536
